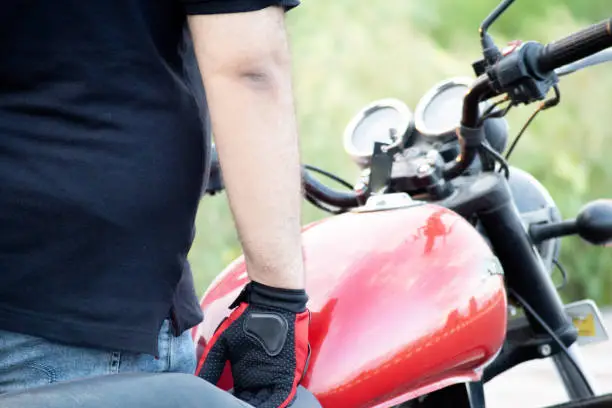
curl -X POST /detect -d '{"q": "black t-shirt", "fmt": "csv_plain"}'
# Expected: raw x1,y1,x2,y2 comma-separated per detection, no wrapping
0,0,298,356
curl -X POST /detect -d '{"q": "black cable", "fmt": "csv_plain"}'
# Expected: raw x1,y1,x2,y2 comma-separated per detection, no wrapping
504,106,543,160
508,288,595,396
303,164,354,190
553,258,569,290
304,194,345,215
505,85,561,160
477,99,514,127
474,99,514,173
481,142,510,178
480,96,510,120
302,164,360,214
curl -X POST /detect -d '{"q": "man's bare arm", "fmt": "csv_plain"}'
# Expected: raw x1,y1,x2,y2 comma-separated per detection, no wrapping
188,7,304,290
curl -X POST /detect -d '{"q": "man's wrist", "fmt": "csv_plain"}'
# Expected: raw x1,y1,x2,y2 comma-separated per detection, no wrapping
245,255,306,290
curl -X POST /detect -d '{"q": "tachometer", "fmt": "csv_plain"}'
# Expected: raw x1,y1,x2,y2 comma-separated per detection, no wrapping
342,98,415,168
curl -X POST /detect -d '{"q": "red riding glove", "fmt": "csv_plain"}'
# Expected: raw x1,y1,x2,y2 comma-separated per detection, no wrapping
196,281,310,408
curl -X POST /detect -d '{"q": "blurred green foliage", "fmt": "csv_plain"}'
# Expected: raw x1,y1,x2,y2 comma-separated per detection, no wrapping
412,0,610,49
189,1,612,304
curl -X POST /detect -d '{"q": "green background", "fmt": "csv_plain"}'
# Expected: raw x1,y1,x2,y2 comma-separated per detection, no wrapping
188,1,612,305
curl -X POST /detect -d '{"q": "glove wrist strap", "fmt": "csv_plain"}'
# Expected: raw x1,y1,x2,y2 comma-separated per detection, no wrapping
230,280,308,313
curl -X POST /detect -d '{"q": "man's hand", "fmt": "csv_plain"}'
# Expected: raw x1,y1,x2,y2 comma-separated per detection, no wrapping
188,6,305,290
196,281,310,407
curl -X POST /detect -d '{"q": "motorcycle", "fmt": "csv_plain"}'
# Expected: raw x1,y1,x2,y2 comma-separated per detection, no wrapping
195,0,612,407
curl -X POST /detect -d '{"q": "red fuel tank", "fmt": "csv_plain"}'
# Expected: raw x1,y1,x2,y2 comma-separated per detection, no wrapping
193,201,507,408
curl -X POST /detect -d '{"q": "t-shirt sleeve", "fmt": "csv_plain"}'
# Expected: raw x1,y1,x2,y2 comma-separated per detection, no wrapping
182,0,300,15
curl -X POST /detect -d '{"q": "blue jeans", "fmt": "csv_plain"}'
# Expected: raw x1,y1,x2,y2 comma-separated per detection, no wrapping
0,319,196,395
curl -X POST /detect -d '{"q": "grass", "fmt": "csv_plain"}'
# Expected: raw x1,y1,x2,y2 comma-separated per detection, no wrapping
189,1,612,304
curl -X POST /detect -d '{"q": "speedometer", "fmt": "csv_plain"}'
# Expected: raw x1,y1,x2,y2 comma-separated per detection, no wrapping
414,77,476,142
343,98,414,168
414,76,510,154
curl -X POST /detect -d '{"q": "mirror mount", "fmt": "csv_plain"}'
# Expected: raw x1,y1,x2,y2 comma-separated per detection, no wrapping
473,0,516,76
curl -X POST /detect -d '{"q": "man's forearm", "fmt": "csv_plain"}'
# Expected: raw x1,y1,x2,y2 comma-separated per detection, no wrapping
189,8,305,289
205,70,305,290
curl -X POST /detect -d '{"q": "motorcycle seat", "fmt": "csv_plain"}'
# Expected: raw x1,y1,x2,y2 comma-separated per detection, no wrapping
0,372,321,408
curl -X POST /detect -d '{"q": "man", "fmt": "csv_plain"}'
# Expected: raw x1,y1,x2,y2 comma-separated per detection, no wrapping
0,1,309,407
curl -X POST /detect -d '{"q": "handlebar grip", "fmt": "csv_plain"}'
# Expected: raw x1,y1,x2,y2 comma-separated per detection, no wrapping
538,18,612,72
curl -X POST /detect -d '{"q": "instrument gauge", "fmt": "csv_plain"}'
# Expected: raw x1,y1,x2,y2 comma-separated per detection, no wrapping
414,77,478,143
343,98,415,168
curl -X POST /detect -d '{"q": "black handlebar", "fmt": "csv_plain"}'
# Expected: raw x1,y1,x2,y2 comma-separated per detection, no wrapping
538,18,612,72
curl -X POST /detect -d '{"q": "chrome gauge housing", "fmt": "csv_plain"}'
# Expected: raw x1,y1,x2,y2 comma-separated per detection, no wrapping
342,98,415,168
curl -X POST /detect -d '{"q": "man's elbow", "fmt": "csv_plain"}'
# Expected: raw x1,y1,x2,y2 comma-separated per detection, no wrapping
232,48,293,92
189,6,294,92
